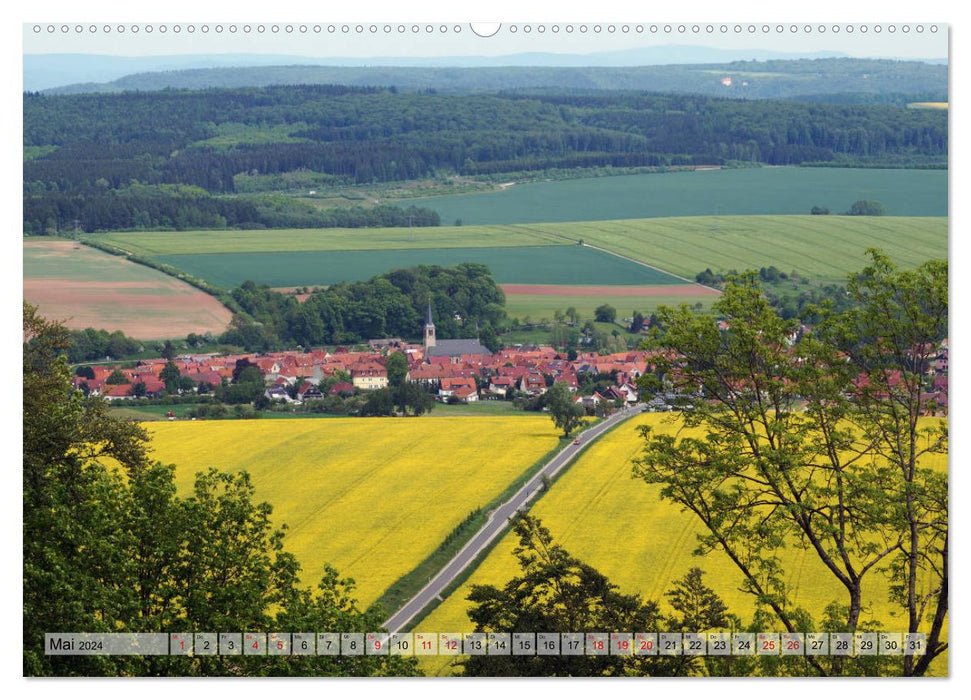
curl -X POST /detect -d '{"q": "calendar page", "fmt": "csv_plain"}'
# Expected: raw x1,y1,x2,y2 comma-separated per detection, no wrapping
21,11,949,682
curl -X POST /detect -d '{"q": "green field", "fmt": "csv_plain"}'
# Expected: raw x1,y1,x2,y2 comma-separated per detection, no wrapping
533,215,947,284
411,167,948,225
95,215,946,291
153,245,688,289
92,226,560,256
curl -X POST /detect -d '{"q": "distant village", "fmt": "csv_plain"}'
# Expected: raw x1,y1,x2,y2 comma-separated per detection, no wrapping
71,305,948,418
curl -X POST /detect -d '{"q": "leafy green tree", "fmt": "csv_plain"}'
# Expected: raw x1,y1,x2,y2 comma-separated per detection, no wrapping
23,303,421,677
132,381,147,398
821,251,948,676
544,381,585,437
385,351,409,388
461,515,672,677
397,381,434,416
160,360,181,393
810,205,830,215
24,302,150,675
235,365,263,385
594,304,617,323
74,365,95,379
666,568,730,632
106,368,128,384
360,387,395,416
633,252,947,676
478,323,501,353
161,339,177,361
846,199,887,216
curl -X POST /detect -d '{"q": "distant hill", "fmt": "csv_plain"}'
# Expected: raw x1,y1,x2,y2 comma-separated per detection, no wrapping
25,46,857,91
35,57,947,103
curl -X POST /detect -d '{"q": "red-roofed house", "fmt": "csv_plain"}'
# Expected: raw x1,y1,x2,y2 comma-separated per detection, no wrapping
520,372,547,396
488,376,518,397
439,377,477,400
297,381,323,401
451,386,479,403
103,384,133,400
328,382,356,397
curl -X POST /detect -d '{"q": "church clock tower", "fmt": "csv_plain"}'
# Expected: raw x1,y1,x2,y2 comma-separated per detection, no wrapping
424,301,436,349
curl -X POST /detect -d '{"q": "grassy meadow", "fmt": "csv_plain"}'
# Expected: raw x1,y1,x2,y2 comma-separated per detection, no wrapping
143,416,561,609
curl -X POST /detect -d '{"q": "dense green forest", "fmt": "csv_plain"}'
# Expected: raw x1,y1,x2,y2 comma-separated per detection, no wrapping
24,84,946,234
221,262,506,350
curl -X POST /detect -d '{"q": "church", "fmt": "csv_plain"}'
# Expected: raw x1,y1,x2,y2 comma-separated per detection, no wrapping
423,302,492,359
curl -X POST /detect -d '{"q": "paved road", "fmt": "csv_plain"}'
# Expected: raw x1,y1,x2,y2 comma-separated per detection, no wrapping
382,403,646,633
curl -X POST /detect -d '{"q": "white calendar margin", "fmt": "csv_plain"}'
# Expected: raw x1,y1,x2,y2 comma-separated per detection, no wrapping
5,0,961,698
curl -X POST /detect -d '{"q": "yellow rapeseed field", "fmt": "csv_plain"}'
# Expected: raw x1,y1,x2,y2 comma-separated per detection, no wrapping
144,416,560,608
417,413,947,676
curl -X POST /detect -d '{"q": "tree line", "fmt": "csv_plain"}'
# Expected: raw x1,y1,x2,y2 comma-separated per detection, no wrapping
23,185,439,235
222,263,506,351
24,86,946,233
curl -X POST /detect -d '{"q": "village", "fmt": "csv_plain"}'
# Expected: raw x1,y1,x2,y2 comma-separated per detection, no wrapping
70,303,949,419
71,304,652,415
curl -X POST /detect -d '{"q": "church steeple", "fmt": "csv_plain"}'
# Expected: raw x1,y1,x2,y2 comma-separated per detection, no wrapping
424,299,436,349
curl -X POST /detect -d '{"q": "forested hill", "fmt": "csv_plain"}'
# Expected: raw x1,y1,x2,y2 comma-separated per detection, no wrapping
24,85,947,234
43,58,947,103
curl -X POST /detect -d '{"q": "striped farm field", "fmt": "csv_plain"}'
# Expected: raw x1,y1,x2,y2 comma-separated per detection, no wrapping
93,215,945,291
143,416,561,609
536,215,948,284
23,238,233,339
92,225,560,256
415,413,947,676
